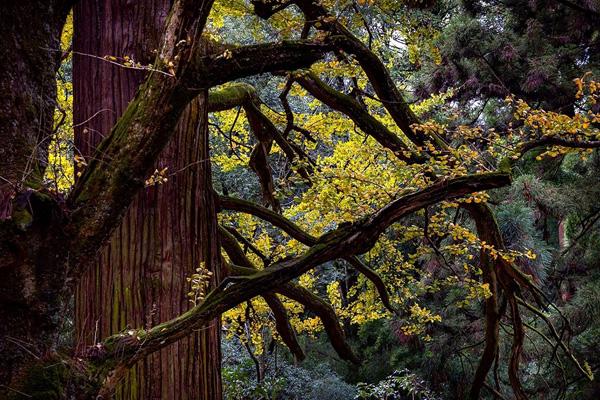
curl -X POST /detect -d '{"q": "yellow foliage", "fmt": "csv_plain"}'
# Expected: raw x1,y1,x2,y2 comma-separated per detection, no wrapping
45,12,74,192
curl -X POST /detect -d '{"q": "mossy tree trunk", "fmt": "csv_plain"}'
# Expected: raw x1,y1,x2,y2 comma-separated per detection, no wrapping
73,1,222,398
0,0,331,397
0,1,72,394
0,1,67,206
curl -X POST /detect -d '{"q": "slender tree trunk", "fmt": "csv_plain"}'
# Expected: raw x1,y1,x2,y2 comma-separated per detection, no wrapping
73,1,222,398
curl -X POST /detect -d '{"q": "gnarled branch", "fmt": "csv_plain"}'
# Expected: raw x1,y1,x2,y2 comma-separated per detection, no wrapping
219,195,317,244
67,38,333,278
91,171,510,377
220,226,306,361
229,263,360,364
263,293,306,362
515,137,600,161
219,226,350,363
252,0,433,146
293,71,417,162
219,195,396,314
277,280,360,364
209,82,315,211
187,39,338,90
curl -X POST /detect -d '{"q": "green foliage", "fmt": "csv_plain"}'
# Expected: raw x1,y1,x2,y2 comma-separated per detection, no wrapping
356,369,440,400
221,338,357,400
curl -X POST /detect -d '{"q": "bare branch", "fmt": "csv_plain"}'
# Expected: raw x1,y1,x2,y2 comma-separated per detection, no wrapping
517,297,594,381
277,280,360,364
467,203,503,400
263,293,306,361
343,256,396,315
219,195,317,245
223,225,270,266
219,227,304,360
229,263,359,364
507,292,527,400
208,82,315,211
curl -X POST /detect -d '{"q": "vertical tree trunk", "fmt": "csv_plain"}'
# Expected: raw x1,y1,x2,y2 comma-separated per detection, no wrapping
0,2,72,394
73,1,222,399
0,1,65,214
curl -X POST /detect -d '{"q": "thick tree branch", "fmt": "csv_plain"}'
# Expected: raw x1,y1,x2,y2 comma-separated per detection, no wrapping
343,255,396,314
90,171,510,376
516,137,600,160
293,71,418,162
218,195,397,313
229,264,360,364
210,83,282,210
186,39,338,90
208,82,314,210
299,1,426,144
276,279,360,364
219,227,304,360
252,0,435,147
208,83,260,112
329,172,509,254
467,203,504,400
262,293,306,361
219,195,317,244
66,38,333,279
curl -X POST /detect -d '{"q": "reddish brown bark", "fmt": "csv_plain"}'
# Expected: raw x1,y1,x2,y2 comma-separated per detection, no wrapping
0,1,328,396
73,1,221,399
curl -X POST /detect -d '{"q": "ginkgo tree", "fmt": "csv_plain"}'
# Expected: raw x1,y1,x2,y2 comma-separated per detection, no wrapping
0,0,599,399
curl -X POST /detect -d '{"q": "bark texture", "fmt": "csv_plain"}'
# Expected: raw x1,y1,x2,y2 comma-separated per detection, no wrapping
0,0,328,396
0,1,66,215
0,1,72,394
73,1,221,399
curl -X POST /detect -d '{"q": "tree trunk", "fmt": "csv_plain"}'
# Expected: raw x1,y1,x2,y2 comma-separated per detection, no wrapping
0,1,65,214
73,1,222,399
0,1,73,395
